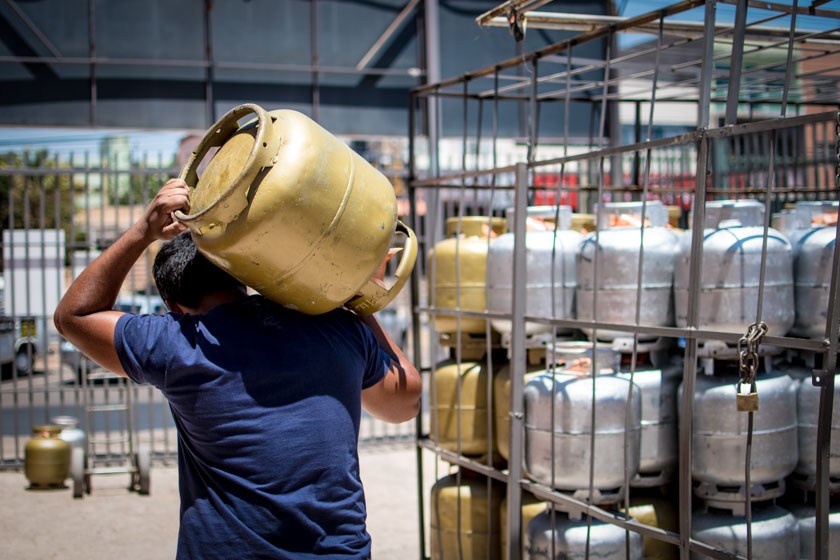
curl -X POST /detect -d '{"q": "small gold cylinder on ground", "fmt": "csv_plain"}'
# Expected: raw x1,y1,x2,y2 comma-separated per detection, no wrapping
24,425,71,488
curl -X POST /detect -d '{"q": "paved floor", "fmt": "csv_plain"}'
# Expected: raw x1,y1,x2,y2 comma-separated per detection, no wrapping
0,442,436,559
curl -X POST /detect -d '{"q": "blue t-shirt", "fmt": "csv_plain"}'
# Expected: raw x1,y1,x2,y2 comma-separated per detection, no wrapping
113,295,389,559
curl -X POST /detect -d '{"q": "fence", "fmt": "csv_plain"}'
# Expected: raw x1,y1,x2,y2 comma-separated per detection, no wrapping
0,149,413,469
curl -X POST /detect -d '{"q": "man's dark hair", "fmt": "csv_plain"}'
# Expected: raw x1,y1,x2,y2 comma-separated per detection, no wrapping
153,231,244,309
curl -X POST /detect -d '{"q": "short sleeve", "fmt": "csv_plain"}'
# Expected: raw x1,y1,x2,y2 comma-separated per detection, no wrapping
363,346,390,390
114,313,177,389
356,318,389,390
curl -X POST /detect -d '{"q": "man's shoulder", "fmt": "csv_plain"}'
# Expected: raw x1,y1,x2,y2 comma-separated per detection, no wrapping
240,295,359,323
203,295,368,339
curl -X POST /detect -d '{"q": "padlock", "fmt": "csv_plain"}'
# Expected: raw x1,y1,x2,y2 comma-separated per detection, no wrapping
736,381,759,412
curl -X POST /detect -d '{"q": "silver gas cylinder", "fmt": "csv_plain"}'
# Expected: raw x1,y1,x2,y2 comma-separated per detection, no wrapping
486,205,582,337
50,415,85,452
691,504,799,560
493,362,545,462
788,502,840,560
674,199,795,336
616,350,682,487
772,207,797,234
683,369,798,498
576,201,678,341
780,363,840,489
500,492,547,560
525,509,643,560
786,201,839,339
495,341,620,462
523,368,641,500
781,200,839,242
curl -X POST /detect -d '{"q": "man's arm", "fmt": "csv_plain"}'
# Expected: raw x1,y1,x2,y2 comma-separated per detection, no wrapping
53,179,190,377
359,313,422,423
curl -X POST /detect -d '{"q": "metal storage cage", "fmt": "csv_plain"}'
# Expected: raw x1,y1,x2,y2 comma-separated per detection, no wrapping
408,1,840,559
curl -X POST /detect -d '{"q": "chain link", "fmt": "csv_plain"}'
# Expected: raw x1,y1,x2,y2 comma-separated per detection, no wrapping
507,8,525,42
738,322,768,385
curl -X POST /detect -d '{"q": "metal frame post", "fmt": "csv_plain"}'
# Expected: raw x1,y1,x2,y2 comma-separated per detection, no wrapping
203,0,215,126
680,4,717,557
678,131,709,560
311,0,320,122
408,93,427,560
725,0,748,126
814,126,840,558
505,162,529,560
87,0,96,126
698,0,717,129
423,0,441,178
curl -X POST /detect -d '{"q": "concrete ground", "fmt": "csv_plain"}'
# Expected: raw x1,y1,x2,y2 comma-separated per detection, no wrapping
0,442,437,559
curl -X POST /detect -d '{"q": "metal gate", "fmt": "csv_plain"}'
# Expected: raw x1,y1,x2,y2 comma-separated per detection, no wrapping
410,1,839,559
0,146,413,469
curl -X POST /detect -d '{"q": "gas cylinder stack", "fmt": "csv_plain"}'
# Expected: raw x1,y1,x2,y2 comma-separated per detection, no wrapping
426,200,684,559
421,197,837,558
428,206,586,465
775,201,840,558
673,200,796,543
422,194,839,559
486,205,582,346
577,201,680,342
575,200,684,511
410,2,840,559
428,215,507,468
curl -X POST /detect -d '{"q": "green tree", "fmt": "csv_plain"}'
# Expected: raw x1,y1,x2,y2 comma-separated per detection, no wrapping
0,150,75,272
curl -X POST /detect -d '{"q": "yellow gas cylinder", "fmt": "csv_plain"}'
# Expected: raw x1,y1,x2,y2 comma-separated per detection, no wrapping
176,104,417,315
571,213,596,234
429,216,506,334
24,425,71,488
493,363,543,461
431,470,505,560
500,492,547,560
622,489,679,560
431,360,502,457
666,205,682,229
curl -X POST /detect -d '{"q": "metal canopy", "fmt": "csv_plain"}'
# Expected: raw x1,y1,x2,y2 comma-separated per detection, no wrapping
418,0,840,109
0,0,609,135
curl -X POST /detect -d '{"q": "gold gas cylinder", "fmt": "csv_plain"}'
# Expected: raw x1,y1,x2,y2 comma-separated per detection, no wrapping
571,213,596,234
431,470,505,560
666,205,682,229
500,492,546,560
622,489,678,560
431,360,503,457
176,104,417,315
429,216,506,334
493,363,543,461
24,425,71,488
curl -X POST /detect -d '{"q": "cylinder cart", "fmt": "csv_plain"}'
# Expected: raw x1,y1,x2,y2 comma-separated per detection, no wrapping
70,362,150,498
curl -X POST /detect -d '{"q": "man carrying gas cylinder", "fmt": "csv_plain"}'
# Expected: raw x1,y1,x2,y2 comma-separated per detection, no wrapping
53,178,422,559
